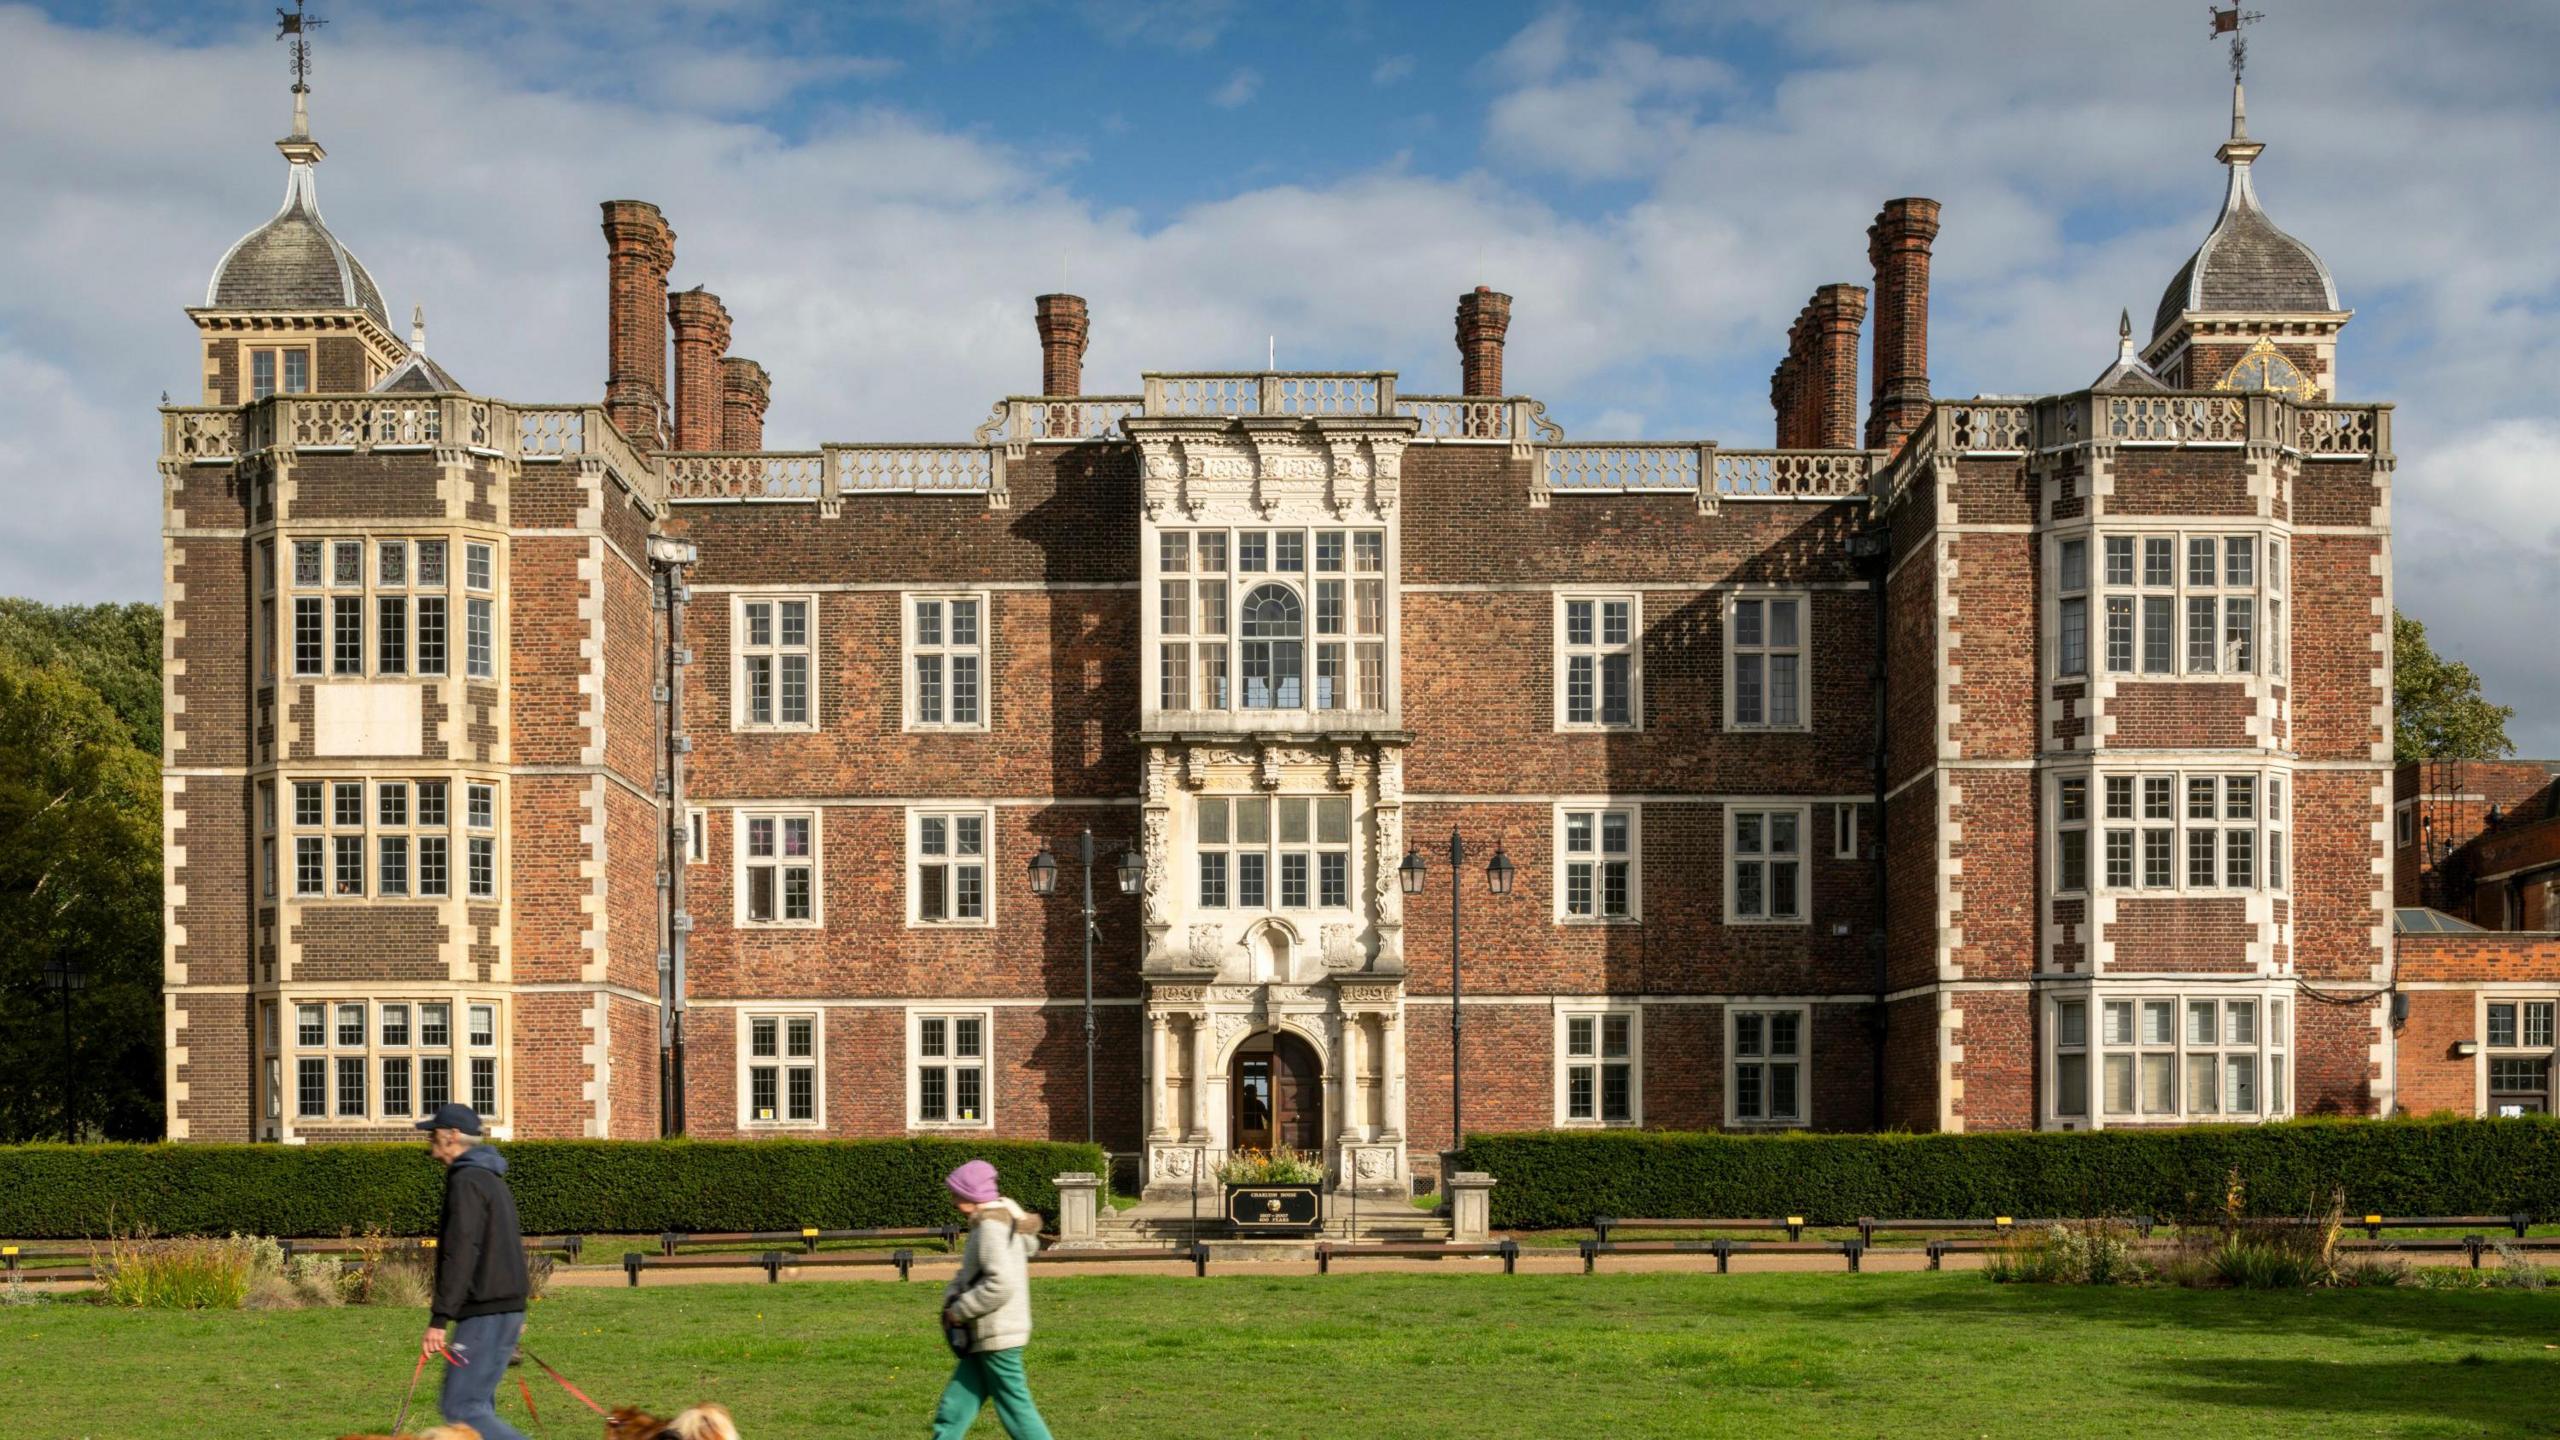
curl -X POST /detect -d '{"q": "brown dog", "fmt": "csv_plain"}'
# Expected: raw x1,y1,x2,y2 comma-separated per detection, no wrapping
606,1404,741,1439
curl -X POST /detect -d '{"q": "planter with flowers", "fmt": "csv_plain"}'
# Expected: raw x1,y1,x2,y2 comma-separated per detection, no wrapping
1219,1147,1327,1233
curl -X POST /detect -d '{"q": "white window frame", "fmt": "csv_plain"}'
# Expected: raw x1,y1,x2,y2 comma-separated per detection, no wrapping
274,993,503,1130
2481,996,2557,1117
2075,528,2288,681
908,806,994,927
1726,804,1810,925
1193,793,1356,913
685,806,708,865
1553,802,1640,923
1554,1006,1642,1127
2047,987,2292,1128
1724,591,1810,732
907,1008,994,1129
904,592,989,732
1554,591,1642,732
734,808,821,928
2052,765,2289,898
737,1010,825,1128
1831,802,1860,861
1148,526,1392,718
733,594,818,732
1725,1005,1810,1128
282,776,457,903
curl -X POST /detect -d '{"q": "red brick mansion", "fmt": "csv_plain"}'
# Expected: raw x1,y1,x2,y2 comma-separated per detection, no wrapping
159,73,2558,1185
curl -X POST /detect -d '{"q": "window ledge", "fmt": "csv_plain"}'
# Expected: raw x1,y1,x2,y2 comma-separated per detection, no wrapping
1726,916,1810,928
909,919,995,931
1556,915,1642,927
740,919,826,931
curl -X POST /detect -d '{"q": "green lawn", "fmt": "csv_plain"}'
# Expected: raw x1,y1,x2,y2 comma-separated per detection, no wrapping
3,1271,2555,1438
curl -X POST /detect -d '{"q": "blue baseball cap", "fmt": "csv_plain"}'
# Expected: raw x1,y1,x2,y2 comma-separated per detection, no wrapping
414,1102,484,1135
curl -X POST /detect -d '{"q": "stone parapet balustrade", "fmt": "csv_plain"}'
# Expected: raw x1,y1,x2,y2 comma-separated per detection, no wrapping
159,394,661,503
1142,372,1398,419
1394,395,1566,444
973,396,1146,444
663,451,826,500
162,407,240,463
1537,444,1876,503
1950,391,2389,459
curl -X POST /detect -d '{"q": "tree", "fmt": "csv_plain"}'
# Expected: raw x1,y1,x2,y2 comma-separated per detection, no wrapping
0,645,163,1141
0,599,162,757
2394,611,2515,764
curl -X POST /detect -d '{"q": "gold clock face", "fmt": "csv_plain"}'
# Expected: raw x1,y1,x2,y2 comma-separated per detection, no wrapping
2214,340,2316,400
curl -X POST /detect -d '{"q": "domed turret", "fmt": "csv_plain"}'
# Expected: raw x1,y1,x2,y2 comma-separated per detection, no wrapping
2145,80,2349,395
2151,80,2337,340
205,91,387,325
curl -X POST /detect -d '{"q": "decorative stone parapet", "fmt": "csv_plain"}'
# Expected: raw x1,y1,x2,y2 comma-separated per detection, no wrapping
1053,1171,1103,1246
1446,1171,1496,1243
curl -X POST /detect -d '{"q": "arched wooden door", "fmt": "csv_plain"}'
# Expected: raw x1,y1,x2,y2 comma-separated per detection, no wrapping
1232,1031,1324,1155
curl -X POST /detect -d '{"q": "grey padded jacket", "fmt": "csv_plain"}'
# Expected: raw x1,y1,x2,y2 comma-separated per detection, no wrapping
942,1197,1044,1354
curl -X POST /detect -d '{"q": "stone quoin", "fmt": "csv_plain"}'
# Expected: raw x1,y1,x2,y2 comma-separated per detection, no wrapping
158,61,2560,1183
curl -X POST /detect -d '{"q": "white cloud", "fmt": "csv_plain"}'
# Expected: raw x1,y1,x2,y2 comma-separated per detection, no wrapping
1372,55,1415,86
1210,67,1260,109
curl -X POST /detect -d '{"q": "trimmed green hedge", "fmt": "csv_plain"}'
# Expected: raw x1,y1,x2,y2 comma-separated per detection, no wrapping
1455,1118,2560,1230
0,1138,1105,1239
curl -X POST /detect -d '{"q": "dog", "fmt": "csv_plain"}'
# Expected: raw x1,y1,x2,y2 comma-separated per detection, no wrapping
334,1427,479,1440
607,1403,742,1439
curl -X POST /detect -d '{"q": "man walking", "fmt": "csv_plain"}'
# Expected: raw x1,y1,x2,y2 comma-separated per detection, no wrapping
416,1102,531,1440
934,1160,1056,1440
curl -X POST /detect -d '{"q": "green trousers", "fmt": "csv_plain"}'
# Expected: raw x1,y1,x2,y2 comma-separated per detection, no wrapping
931,1346,1055,1440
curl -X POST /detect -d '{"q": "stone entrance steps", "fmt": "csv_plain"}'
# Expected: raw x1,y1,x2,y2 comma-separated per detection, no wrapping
1090,1198,1450,1250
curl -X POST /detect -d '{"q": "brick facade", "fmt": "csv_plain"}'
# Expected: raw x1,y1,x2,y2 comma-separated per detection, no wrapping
165,81,2560,1172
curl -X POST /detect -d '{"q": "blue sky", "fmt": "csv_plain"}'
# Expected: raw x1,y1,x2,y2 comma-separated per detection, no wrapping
4,0,2558,747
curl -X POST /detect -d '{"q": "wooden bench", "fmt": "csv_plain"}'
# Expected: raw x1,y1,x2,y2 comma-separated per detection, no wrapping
1315,1240,1520,1274
1580,1239,1868,1273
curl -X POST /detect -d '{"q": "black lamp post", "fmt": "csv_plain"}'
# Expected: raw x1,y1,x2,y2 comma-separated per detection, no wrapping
1398,831,1515,1158
1028,830,1143,1146
41,958,87,1143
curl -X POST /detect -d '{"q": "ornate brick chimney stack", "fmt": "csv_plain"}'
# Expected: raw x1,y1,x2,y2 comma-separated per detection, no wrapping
600,200,675,449
1771,285,1868,448
1455,286,1513,396
720,357,770,451
1809,282,1868,450
667,288,731,452
1771,320,1805,448
1865,197,1942,451
1034,293,1089,397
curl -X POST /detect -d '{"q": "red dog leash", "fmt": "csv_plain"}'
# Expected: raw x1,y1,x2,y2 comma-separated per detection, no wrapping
517,1346,611,1418
390,1344,454,1435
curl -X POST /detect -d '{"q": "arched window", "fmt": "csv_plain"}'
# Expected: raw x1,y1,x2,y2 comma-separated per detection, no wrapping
1239,583,1303,708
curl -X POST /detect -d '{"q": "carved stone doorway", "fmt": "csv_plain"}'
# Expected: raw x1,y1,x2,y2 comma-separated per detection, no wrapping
1230,1030,1323,1155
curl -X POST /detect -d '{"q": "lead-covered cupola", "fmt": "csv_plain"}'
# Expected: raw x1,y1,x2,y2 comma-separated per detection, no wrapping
188,87,406,401
2144,80,2350,398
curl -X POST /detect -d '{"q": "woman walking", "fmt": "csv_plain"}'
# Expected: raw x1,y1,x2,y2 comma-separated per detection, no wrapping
933,1160,1056,1440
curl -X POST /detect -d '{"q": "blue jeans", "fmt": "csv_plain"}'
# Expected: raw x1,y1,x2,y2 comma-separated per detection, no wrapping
931,1347,1055,1440
438,1310,530,1440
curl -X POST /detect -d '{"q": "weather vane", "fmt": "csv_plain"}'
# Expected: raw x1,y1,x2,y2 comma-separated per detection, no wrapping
2209,4,2264,79
277,1,324,94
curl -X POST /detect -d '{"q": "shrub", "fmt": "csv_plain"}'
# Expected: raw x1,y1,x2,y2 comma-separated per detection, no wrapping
2336,1256,2410,1288
0,1138,1105,1239
1454,1117,2560,1230
1985,1222,2141,1285
1217,1147,1326,1185
99,1235,253,1309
